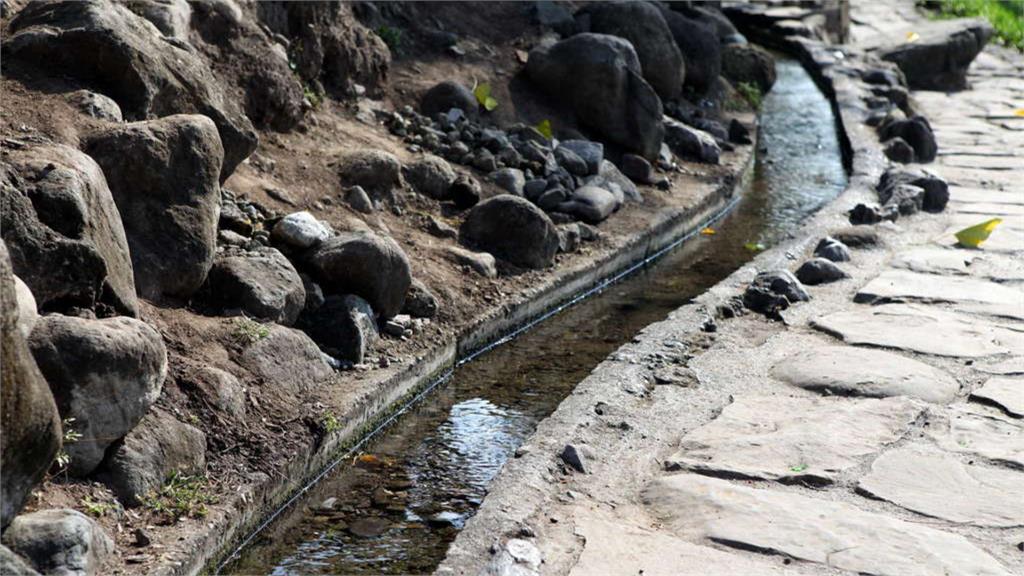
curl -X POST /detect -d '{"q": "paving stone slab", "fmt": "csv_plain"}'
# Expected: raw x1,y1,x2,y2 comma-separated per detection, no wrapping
858,446,1024,527
975,356,1024,376
855,269,1024,321
811,303,1024,358
644,474,1011,576
938,155,1021,171
935,224,1024,254
928,403,1024,467
772,345,959,403
891,247,1024,282
665,395,922,485
933,166,1018,188
970,376,1023,417
951,202,1024,217
570,514,788,576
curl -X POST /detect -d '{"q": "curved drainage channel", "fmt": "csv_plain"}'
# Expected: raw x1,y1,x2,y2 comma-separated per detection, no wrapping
219,58,847,576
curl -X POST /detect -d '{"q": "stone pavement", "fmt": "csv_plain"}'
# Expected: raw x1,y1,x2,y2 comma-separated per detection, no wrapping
440,3,1023,575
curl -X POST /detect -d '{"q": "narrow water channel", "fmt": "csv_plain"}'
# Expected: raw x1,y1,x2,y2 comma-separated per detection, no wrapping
220,58,846,576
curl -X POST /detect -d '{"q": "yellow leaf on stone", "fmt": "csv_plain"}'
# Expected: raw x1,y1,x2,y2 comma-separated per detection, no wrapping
906,31,920,43
701,227,716,236
535,119,553,140
1014,108,1024,117
954,218,1002,248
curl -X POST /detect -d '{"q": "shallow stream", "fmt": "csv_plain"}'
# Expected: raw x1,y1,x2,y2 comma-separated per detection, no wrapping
220,58,846,576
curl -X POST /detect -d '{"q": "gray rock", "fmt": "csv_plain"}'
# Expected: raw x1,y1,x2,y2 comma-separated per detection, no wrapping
28,314,167,476
586,160,639,203
189,365,246,421
523,178,548,201
812,303,1024,358
557,224,581,254
83,114,223,302
664,117,720,164
645,474,1010,576
794,257,849,285
425,215,458,240
970,376,1023,417
855,270,1024,321
878,116,937,163
405,154,456,200
2,509,113,576
557,140,603,175
858,445,1024,527
876,18,993,90
830,226,882,248
659,7,721,96
344,186,374,214
743,269,808,318
12,276,38,339
553,147,588,177
66,90,122,122
813,237,850,262
721,43,776,93
445,246,498,279
877,166,949,213
2,144,138,316
773,344,959,404
620,154,653,184
204,247,306,325
472,149,498,173
237,324,333,393
526,33,663,159
300,294,378,363
125,0,191,39
218,229,249,247
560,444,590,474
4,0,256,179
491,168,526,196
271,211,331,250
536,187,568,212
558,186,618,224
450,174,481,210
337,150,403,201
0,243,61,530
348,517,391,538
300,274,325,313
532,0,572,34
0,545,39,576
420,81,478,118
460,195,560,269
666,395,922,485
883,137,915,163
848,202,898,225
577,1,685,101
307,231,412,319
97,407,206,507
402,278,438,319
485,538,541,576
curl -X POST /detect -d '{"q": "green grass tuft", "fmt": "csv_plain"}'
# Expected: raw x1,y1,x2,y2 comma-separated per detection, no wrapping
142,472,216,522
736,81,764,109
924,0,1024,51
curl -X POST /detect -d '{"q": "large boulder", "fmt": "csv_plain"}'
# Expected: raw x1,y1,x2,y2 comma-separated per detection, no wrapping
1,145,138,317
3,0,257,179
460,195,560,269
0,242,61,531
236,324,334,395
526,33,664,160
404,155,456,200
420,81,479,118
876,18,993,91
28,315,167,476
722,43,777,93
97,407,206,507
255,2,390,98
337,150,403,204
300,294,378,364
2,509,113,576
576,1,685,101
307,231,412,319
204,247,306,325
659,8,721,96
0,545,39,576
84,114,223,303
12,277,38,339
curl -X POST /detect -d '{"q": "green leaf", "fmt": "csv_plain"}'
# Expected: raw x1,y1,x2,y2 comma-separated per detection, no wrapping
474,83,498,112
744,241,766,253
535,119,553,140
789,464,807,473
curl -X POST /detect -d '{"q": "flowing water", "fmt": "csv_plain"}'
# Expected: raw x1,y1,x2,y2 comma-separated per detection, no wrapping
220,58,846,576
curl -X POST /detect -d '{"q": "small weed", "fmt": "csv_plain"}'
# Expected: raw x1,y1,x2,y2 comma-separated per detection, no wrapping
375,26,402,53
82,497,112,518
54,417,82,471
232,317,270,345
322,412,342,434
923,0,1023,51
142,472,216,522
736,81,763,109
304,84,323,109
